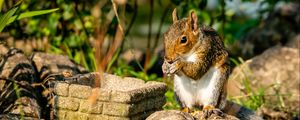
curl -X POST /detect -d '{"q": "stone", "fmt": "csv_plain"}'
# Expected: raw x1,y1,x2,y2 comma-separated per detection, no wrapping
79,100,103,114
54,82,69,97
101,96,165,117
31,52,88,80
10,97,41,118
55,110,67,120
89,114,109,120
131,110,157,120
53,73,167,118
107,116,130,120
106,74,167,103
131,96,165,115
228,45,300,113
102,102,131,116
55,96,80,111
102,74,145,91
146,110,194,120
96,88,111,101
0,47,40,117
147,110,239,120
69,84,92,99
0,48,37,83
0,114,40,120
65,112,88,120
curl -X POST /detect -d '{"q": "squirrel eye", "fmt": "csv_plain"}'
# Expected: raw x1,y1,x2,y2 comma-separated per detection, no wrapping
180,36,187,44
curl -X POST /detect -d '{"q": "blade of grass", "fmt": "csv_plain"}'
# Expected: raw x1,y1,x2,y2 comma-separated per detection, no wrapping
106,47,121,72
7,8,59,25
0,0,4,12
0,7,18,32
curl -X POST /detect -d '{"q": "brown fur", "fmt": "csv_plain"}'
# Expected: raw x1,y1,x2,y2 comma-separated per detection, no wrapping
163,9,262,120
163,8,229,111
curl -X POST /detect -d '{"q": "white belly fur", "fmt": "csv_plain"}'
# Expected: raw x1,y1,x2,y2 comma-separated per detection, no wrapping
174,67,221,108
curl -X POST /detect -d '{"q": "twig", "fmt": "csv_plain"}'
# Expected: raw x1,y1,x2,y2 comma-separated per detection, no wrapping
144,0,154,72
101,0,125,69
119,0,138,50
152,2,171,51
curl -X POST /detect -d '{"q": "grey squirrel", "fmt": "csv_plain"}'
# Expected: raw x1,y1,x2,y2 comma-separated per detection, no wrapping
162,8,263,120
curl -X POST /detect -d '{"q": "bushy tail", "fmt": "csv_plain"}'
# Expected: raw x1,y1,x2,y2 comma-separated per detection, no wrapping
224,101,263,120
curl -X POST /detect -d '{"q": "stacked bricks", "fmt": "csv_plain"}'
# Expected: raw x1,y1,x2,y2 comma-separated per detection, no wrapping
53,73,167,120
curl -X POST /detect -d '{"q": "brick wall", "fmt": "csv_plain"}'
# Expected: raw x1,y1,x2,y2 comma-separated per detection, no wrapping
53,73,167,120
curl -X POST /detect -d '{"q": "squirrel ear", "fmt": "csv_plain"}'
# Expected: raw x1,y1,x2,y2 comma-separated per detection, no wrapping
189,11,198,32
172,8,178,23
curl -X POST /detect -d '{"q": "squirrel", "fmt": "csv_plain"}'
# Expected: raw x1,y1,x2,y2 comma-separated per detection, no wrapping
162,8,263,120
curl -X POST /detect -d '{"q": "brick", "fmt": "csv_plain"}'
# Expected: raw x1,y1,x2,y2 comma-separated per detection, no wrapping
69,84,92,99
110,82,167,103
54,82,69,96
96,88,111,101
65,112,88,120
55,110,67,119
55,96,79,111
79,100,102,114
110,91,132,103
89,115,109,120
103,102,132,116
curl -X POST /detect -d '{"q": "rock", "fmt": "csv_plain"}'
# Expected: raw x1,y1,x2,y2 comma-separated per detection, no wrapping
146,110,194,120
146,110,239,120
30,52,88,80
0,47,41,118
0,114,40,120
228,45,300,113
256,106,292,120
286,34,300,49
10,97,41,118
0,47,90,119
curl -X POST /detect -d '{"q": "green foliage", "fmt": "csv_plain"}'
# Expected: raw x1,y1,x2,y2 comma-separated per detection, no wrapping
163,90,180,110
0,1,58,33
229,57,291,111
229,57,266,110
0,7,18,32
0,2,57,118
7,8,59,25
112,59,161,81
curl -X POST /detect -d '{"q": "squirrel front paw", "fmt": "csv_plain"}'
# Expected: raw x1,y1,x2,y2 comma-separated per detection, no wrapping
169,61,179,74
162,58,183,75
162,61,170,74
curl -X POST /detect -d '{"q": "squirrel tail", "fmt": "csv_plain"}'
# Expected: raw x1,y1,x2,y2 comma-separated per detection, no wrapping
224,101,263,120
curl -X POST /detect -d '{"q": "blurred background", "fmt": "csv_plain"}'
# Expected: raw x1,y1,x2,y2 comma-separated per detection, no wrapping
0,0,299,119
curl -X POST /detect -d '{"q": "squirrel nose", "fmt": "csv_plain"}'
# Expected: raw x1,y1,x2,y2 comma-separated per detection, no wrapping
167,60,174,64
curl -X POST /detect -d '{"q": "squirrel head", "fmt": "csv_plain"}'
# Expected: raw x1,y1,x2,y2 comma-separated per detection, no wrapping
163,8,202,63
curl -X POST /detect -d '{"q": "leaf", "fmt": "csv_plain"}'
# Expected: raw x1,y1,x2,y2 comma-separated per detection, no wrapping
0,7,18,32
6,8,59,25
106,48,121,72
0,0,4,12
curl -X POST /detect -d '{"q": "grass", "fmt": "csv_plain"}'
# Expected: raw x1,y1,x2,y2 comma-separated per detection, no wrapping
229,57,292,113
